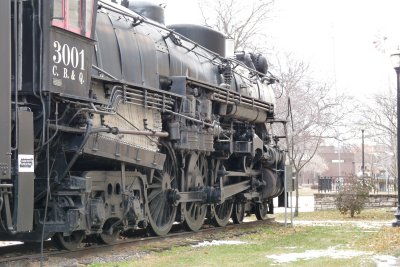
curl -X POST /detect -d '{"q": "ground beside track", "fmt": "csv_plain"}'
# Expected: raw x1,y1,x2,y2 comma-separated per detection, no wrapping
2,187,400,266
86,210,400,267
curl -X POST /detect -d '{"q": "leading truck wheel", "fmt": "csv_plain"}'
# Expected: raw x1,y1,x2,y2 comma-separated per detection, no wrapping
52,231,85,250
232,202,245,224
211,201,233,227
255,201,269,220
147,143,178,236
98,219,120,244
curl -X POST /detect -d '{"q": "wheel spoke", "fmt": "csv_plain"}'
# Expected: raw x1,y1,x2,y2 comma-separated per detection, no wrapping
148,189,162,203
188,203,194,214
147,142,177,236
165,203,171,222
153,175,163,183
165,161,172,175
193,205,198,219
152,196,163,217
157,200,166,227
149,196,160,215
148,184,162,189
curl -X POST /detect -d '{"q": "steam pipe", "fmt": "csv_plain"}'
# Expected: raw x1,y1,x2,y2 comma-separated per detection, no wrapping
48,124,169,137
59,119,93,181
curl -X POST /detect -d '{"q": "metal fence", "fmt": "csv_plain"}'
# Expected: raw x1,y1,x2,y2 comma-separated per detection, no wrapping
317,176,396,193
317,176,344,193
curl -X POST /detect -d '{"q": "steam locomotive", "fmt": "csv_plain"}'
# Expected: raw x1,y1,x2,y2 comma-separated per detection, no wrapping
0,0,289,250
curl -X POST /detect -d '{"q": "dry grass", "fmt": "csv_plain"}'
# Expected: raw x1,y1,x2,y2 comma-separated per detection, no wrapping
362,227,400,254
90,213,400,267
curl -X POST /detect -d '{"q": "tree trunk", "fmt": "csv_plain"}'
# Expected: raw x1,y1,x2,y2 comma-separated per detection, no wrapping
294,173,299,217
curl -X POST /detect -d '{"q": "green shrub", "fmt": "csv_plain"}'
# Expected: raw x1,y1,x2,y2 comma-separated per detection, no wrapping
335,175,370,217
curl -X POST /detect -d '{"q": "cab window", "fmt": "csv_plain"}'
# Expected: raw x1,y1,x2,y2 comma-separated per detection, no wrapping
52,0,95,38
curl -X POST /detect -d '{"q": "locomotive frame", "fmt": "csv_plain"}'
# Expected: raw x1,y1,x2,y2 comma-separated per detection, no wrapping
0,0,291,250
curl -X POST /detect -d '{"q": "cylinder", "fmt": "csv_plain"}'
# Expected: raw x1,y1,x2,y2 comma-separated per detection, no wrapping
226,105,267,123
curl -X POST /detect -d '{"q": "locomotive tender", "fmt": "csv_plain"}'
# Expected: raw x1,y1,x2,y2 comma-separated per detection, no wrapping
0,0,288,250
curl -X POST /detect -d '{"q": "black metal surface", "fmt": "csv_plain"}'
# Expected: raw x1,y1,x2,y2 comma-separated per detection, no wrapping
169,24,226,57
93,12,122,79
47,28,94,97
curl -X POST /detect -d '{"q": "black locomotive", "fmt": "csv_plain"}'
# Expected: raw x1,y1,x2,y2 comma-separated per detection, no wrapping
0,0,288,250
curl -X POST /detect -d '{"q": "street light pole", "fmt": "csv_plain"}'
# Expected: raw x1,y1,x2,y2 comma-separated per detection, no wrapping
390,52,400,227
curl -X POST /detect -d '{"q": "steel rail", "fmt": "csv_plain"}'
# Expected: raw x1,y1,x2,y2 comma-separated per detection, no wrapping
0,218,276,264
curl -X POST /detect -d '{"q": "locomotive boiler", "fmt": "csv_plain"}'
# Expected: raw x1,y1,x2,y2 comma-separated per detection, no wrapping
0,0,289,250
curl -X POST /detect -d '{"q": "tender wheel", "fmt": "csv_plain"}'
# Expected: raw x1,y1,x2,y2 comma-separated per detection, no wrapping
98,219,120,244
182,153,208,232
147,143,178,236
212,201,233,227
52,231,85,250
255,200,270,220
232,202,245,224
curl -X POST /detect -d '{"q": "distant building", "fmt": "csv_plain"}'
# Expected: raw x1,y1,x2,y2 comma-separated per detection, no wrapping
300,144,394,191
300,146,354,185
319,149,355,177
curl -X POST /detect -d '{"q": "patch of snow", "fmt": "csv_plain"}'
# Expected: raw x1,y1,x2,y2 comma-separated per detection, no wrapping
192,240,248,248
281,220,392,229
274,195,314,213
0,241,23,247
266,247,372,263
373,255,400,267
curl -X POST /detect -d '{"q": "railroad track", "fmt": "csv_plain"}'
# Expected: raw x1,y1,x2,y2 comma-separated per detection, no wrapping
0,218,277,265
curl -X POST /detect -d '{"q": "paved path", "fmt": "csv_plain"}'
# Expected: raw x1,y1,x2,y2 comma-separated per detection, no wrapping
280,219,392,229
274,195,315,213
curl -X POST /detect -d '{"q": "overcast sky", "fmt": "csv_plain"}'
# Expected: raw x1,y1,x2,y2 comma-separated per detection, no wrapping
161,0,400,102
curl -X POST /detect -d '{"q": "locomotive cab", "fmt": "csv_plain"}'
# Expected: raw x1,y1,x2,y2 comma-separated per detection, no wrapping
0,0,98,234
46,0,97,98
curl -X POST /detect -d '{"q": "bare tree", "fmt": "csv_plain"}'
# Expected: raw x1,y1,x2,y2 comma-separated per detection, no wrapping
272,53,351,216
361,89,397,179
302,154,328,184
198,0,274,51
